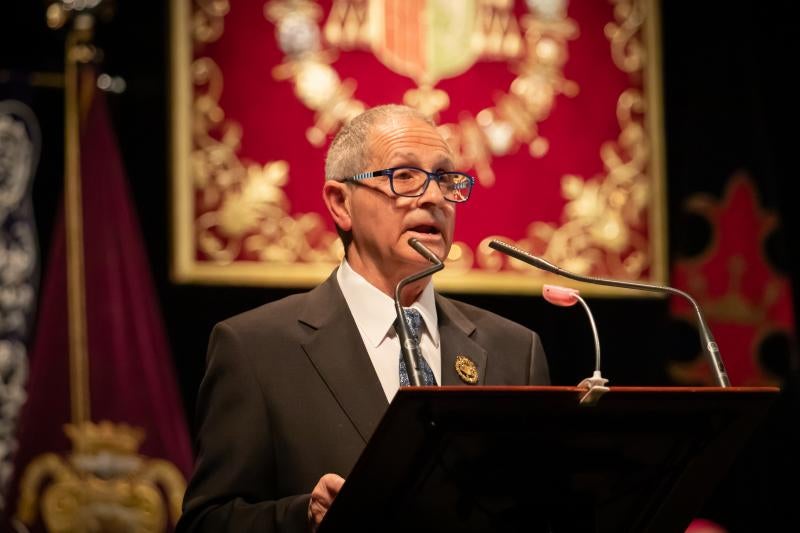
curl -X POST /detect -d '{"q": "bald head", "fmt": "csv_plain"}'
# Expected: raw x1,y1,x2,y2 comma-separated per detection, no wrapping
324,104,435,181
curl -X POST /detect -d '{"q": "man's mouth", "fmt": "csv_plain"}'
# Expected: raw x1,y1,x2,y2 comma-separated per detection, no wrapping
407,225,440,235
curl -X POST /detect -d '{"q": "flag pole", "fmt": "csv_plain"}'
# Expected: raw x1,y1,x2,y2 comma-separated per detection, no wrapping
63,15,95,425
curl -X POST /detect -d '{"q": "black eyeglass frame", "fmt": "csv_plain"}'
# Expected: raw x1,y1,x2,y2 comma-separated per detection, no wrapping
342,166,475,203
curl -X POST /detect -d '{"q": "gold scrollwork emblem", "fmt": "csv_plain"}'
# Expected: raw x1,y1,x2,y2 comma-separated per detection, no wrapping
15,420,186,533
190,0,342,265
476,0,657,282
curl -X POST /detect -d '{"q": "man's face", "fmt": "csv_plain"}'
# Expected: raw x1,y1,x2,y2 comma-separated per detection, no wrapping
347,115,457,278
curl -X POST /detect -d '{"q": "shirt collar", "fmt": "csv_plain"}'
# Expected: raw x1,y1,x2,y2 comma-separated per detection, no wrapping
336,259,439,348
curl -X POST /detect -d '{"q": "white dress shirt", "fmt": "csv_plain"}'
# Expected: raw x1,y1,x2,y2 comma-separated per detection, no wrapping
336,259,441,402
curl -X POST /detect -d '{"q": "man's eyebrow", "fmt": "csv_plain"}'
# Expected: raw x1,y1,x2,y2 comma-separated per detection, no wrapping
436,158,456,171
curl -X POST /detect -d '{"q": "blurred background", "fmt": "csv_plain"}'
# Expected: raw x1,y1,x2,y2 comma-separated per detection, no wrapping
1,1,797,532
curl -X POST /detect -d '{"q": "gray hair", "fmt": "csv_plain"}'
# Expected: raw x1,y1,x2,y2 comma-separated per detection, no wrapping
324,104,435,181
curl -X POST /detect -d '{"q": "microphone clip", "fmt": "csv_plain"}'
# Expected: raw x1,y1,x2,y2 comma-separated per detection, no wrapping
577,371,610,406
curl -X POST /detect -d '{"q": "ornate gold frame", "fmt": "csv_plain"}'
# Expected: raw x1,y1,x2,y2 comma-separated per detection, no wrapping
170,0,667,296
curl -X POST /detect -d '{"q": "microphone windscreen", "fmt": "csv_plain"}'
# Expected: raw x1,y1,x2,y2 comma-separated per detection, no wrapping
408,238,442,265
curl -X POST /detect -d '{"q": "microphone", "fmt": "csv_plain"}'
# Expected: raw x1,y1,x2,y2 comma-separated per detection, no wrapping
489,239,731,388
543,285,609,405
394,238,444,386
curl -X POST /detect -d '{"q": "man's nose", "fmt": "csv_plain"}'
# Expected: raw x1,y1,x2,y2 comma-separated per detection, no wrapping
417,176,447,206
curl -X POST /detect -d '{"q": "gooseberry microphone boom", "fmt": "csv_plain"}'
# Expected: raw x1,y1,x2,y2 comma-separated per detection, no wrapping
393,238,444,386
488,239,730,388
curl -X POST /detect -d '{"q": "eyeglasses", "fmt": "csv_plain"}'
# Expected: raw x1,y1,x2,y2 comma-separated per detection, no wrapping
342,166,475,203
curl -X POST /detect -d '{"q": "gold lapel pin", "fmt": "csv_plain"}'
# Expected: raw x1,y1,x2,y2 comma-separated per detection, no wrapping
454,354,479,384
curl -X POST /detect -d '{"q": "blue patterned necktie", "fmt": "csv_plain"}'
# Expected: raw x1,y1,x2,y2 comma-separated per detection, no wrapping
398,307,438,386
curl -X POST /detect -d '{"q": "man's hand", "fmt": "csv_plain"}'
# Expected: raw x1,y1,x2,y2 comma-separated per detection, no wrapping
308,473,345,531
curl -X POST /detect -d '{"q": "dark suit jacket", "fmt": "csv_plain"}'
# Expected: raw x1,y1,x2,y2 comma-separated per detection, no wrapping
177,272,549,533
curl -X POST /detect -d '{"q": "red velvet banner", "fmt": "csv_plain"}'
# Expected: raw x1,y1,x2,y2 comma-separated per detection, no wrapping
11,90,191,531
171,0,666,294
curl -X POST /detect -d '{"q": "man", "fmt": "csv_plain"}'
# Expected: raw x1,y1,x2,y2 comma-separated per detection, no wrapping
177,105,549,533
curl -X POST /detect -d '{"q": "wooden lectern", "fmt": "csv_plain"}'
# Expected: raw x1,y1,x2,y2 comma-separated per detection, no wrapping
318,386,777,533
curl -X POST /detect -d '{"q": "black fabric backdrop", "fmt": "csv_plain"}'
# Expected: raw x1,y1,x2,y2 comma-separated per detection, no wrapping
1,1,797,531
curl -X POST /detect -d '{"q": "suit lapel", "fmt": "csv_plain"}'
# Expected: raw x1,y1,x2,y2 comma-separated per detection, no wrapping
299,272,388,443
436,295,488,386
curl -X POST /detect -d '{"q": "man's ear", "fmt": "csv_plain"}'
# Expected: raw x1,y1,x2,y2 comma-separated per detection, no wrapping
322,180,353,232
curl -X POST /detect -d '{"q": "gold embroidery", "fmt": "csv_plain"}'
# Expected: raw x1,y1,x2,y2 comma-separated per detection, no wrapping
474,0,665,284
191,1,342,267
267,0,578,186
606,0,646,73
478,87,654,280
